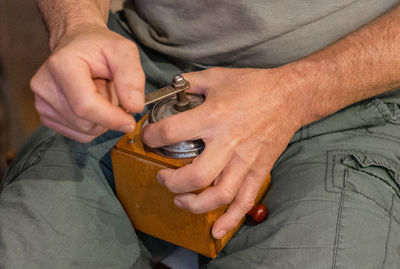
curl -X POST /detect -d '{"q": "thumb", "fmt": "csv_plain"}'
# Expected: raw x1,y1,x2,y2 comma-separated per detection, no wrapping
107,44,145,113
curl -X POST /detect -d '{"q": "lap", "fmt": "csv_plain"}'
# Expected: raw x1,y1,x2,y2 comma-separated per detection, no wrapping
2,11,400,269
207,94,400,269
0,12,181,269
0,127,151,268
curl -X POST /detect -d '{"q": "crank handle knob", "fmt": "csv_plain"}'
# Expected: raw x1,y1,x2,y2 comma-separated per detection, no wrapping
247,204,268,224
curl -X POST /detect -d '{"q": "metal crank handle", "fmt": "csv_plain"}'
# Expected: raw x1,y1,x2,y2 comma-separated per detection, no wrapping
144,75,190,106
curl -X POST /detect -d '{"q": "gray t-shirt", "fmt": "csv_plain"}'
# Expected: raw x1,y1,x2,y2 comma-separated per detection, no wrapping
124,0,399,69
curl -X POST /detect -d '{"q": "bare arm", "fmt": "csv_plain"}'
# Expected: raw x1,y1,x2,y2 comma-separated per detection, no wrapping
37,0,110,49
142,5,400,239
32,0,145,142
295,4,400,125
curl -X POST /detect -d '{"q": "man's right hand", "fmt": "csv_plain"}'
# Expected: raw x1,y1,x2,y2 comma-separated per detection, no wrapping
30,25,145,143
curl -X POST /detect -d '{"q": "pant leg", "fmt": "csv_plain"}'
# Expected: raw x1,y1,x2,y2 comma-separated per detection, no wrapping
0,12,184,269
205,91,400,269
0,128,150,269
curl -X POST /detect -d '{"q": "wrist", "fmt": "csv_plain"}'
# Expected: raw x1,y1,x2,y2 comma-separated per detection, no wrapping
39,1,110,50
50,20,107,50
277,59,341,128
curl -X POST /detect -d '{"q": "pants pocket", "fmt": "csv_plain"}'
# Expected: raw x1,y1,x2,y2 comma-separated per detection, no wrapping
326,150,400,197
326,150,400,269
373,99,400,125
0,127,56,190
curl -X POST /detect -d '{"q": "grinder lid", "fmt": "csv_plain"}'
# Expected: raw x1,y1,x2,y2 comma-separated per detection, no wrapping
145,75,205,159
149,93,204,123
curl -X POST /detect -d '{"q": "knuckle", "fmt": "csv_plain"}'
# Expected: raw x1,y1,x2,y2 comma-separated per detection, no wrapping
34,99,45,115
229,217,242,230
162,177,175,191
46,53,62,71
211,101,227,120
72,101,93,118
78,122,96,133
39,115,51,126
218,187,236,205
192,171,211,188
92,127,106,137
159,122,176,144
30,76,40,93
78,136,95,143
239,199,255,213
117,39,137,53
190,206,205,215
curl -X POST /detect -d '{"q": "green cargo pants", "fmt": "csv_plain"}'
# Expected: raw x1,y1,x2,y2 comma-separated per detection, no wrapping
1,13,400,269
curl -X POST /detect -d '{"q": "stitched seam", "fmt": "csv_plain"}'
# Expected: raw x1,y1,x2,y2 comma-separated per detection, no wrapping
1,136,56,189
353,168,400,196
330,154,336,191
382,194,394,268
325,152,332,193
343,129,400,143
298,98,397,142
332,176,346,269
370,99,390,123
333,149,392,164
325,153,345,193
348,188,400,225
332,154,338,191
326,149,400,196
371,99,400,124
364,130,400,142
300,126,303,140
332,149,400,184
357,169,393,184
351,156,400,177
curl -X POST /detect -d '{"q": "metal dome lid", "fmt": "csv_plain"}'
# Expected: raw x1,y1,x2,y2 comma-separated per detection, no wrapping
144,75,205,159
148,93,204,123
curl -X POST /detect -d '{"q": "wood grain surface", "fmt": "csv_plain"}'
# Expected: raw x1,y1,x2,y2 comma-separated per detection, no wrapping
112,114,271,257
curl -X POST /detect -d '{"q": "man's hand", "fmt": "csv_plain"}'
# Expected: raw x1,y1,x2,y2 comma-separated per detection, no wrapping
32,0,145,142
142,4,400,239
142,67,307,239
30,26,145,142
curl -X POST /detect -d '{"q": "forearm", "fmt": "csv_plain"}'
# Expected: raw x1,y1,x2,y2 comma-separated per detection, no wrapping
287,4,400,126
37,0,111,50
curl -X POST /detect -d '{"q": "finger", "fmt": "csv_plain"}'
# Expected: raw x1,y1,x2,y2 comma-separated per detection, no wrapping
142,105,208,148
35,95,107,136
173,157,249,214
182,70,213,95
32,67,99,133
94,79,119,106
183,68,254,95
211,172,266,239
40,115,102,143
50,57,136,133
157,141,232,193
105,42,145,113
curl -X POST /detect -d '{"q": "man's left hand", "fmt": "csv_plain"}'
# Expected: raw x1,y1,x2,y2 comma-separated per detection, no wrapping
142,67,307,239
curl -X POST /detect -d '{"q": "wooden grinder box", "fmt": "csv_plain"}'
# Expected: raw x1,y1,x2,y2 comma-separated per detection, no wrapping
111,115,270,258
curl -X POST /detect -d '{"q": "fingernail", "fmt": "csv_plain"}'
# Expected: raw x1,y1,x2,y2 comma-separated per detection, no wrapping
174,198,185,209
215,230,226,239
120,124,134,133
